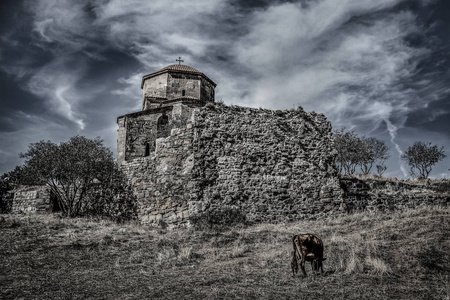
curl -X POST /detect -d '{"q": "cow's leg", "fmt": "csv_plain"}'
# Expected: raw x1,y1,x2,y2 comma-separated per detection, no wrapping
319,259,324,274
300,258,307,276
312,260,317,272
291,251,298,276
293,236,307,276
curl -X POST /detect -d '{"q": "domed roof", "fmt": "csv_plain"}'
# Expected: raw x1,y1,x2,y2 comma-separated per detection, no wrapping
141,64,216,88
153,64,202,74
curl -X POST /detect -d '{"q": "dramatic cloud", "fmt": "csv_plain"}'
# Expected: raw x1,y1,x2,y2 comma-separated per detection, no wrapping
26,58,87,129
231,1,447,176
0,0,449,178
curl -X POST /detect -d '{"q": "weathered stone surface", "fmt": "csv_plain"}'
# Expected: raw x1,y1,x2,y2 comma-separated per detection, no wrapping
120,103,343,226
340,177,450,213
9,185,51,213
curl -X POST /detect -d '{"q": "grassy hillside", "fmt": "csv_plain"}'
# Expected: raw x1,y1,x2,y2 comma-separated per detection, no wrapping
1,207,449,299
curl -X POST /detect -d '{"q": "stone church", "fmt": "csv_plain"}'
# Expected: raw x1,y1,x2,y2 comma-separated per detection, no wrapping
117,62,343,227
117,63,216,163
7,62,447,221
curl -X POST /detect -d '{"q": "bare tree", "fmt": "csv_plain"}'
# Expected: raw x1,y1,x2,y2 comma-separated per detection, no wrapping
334,128,363,175
376,164,387,177
401,141,446,179
359,137,390,175
334,128,389,176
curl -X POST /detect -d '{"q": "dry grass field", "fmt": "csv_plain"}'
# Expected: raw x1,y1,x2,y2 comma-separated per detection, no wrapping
1,207,449,299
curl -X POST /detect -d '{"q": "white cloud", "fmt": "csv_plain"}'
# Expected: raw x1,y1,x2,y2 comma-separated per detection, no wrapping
112,72,143,112
92,0,227,64
228,0,449,177
26,58,86,130
30,0,96,52
234,1,427,112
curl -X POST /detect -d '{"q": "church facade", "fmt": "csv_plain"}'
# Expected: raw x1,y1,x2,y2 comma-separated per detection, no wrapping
117,64,216,163
117,63,343,227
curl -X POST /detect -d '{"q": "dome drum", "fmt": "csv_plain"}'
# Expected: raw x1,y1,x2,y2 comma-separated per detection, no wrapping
141,64,216,110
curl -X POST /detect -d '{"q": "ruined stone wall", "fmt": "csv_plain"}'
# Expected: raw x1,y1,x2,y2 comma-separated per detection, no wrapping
120,124,196,225
190,104,342,223
10,185,51,213
121,103,343,226
122,107,172,161
340,177,449,213
117,117,127,164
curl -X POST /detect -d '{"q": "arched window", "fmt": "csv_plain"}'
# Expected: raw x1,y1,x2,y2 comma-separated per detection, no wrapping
157,114,170,138
182,89,186,96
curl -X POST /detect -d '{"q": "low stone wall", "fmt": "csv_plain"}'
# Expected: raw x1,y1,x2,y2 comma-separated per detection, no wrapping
9,185,51,213
340,177,450,213
4,177,449,223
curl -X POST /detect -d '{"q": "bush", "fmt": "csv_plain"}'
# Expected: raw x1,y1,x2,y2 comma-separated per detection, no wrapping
14,136,137,221
0,177,13,213
82,170,138,222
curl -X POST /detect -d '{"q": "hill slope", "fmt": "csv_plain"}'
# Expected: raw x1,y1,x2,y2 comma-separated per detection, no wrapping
1,207,449,299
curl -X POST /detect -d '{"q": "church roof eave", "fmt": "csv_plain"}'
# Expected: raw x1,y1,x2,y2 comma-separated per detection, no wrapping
141,64,217,88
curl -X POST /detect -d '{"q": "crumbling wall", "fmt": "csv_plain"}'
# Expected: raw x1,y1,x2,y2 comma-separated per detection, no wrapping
340,177,449,213
10,185,51,213
121,103,343,226
189,104,342,223
120,125,195,225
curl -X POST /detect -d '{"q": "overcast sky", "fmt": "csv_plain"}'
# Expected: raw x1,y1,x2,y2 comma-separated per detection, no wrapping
1,0,449,178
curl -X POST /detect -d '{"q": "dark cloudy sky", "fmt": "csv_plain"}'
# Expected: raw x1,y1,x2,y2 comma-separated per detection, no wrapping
1,0,449,178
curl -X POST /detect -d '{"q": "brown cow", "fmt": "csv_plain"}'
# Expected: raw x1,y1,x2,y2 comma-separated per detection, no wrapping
291,233,325,276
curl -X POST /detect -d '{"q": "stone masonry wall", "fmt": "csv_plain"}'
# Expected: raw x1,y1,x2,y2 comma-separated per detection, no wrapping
189,104,342,223
120,122,195,225
121,103,343,227
117,102,205,164
340,177,449,213
10,185,51,213
142,73,169,102
121,103,449,228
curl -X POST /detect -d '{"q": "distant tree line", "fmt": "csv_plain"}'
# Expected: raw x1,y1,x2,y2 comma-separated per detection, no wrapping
333,128,390,176
334,128,447,179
